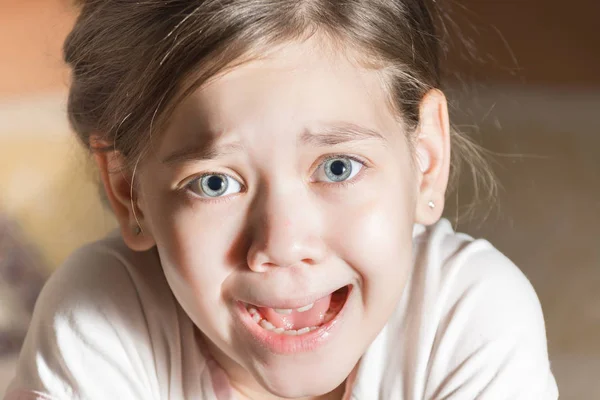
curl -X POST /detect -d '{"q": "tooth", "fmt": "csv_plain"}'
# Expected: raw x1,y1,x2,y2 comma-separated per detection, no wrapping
296,327,310,335
274,308,293,315
248,307,259,315
310,326,318,331
252,314,261,323
260,319,275,330
283,329,298,336
296,303,314,313
273,328,284,334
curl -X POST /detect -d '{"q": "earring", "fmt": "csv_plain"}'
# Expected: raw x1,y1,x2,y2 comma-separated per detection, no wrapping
133,225,142,235
428,201,435,209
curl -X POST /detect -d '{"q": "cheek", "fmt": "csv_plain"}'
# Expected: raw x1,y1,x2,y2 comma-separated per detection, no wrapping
338,196,413,274
327,167,417,293
148,190,236,263
145,194,242,319
159,211,236,284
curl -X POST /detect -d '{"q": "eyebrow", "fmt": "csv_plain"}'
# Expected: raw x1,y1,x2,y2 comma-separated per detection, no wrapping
162,140,244,165
300,122,387,147
162,122,387,165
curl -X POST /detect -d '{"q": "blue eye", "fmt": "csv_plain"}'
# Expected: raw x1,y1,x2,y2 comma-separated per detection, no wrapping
187,174,242,198
314,157,364,183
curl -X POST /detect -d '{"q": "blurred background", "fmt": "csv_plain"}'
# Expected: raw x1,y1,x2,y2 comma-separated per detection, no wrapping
0,0,598,398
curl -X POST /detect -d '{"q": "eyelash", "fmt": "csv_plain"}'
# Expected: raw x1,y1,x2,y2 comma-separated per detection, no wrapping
181,153,369,202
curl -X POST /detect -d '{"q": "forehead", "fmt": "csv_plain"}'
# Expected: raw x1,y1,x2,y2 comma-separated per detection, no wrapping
161,40,400,152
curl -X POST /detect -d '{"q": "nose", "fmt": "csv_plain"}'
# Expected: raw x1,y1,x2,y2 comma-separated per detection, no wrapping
246,187,326,272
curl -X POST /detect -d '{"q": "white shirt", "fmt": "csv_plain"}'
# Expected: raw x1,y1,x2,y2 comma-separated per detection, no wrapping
4,219,559,399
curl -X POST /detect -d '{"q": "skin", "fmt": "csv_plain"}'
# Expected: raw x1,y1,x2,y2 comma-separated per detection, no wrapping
95,38,450,399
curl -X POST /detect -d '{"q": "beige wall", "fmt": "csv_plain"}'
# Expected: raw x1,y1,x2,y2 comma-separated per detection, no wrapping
0,0,74,97
0,1,114,269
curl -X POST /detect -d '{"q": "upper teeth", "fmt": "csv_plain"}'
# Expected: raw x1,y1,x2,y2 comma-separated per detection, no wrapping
274,303,315,314
247,306,320,335
296,303,314,312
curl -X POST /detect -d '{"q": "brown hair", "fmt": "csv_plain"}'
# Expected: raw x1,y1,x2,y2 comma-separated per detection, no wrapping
64,0,494,210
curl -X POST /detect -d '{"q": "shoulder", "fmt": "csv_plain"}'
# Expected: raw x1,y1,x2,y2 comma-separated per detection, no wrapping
7,231,201,399
41,230,170,313
26,230,174,336
405,219,558,398
412,219,546,338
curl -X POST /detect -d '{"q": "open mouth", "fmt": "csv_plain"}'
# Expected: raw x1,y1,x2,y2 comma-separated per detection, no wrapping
242,285,351,336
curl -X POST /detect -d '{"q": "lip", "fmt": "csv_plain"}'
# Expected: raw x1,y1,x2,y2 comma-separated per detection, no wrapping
238,284,349,310
234,285,353,355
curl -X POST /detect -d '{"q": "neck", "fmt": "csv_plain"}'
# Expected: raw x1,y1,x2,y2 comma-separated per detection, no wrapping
232,382,346,400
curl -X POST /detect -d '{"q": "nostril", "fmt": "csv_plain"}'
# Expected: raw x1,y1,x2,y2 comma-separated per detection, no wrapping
260,260,314,269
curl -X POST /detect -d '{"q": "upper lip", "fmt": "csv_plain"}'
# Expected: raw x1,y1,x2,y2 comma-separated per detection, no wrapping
239,284,349,309
224,264,353,309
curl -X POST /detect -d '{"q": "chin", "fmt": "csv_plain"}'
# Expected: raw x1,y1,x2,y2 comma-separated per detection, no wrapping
248,352,355,398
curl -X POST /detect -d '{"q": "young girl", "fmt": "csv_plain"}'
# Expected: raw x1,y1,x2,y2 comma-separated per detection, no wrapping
6,1,558,399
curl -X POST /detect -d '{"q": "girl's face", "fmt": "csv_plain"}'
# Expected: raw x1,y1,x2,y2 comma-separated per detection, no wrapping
119,39,446,398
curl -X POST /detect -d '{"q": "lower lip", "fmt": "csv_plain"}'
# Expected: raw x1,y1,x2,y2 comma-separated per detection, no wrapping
235,286,353,355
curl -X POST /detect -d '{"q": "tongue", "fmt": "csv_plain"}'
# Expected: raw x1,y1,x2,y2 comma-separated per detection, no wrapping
259,294,332,330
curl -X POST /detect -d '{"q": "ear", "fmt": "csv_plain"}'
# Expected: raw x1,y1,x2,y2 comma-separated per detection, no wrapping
93,143,156,251
414,89,451,225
